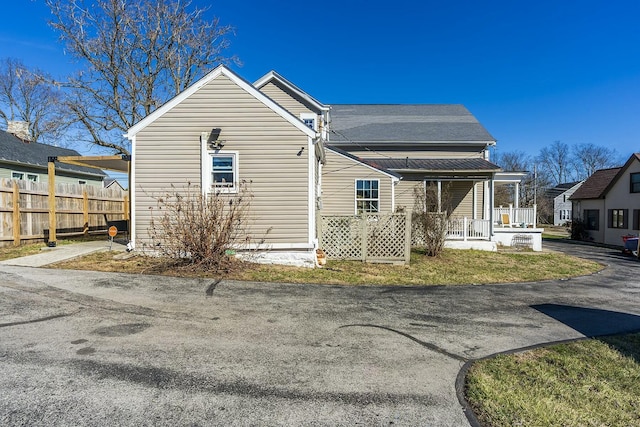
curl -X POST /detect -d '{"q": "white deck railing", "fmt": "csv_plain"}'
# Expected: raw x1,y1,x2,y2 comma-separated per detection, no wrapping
446,218,491,240
494,205,537,227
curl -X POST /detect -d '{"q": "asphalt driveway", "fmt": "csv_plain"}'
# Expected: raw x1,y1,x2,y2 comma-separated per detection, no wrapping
1,240,639,426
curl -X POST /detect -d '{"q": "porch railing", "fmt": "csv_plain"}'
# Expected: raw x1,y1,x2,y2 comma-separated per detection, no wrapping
494,204,537,227
446,218,491,240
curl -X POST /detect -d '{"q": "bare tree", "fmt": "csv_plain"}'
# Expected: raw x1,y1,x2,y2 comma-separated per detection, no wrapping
412,182,453,257
0,58,69,144
493,149,530,172
46,0,236,154
572,143,620,180
536,140,572,185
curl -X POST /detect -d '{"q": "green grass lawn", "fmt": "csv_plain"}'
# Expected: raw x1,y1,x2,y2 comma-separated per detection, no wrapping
465,333,640,426
45,247,604,286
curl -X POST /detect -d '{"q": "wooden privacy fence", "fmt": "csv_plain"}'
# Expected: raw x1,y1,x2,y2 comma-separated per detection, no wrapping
0,178,127,246
318,212,411,264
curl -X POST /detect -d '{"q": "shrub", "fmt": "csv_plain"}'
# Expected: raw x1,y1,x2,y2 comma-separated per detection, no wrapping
148,181,254,270
570,218,589,241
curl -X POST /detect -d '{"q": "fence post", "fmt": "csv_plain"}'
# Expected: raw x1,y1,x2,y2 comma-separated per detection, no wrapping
360,213,367,262
83,189,89,235
12,181,20,246
404,211,412,264
124,194,130,220
47,160,57,246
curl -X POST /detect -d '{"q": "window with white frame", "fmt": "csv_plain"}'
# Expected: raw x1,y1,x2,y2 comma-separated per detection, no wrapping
11,172,38,182
355,179,379,213
300,113,317,131
209,152,238,192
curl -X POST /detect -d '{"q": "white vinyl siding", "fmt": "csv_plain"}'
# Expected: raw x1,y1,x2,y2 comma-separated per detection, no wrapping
134,74,312,248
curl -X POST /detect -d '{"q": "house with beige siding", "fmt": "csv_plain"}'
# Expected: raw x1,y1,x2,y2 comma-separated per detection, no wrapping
126,65,321,266
126,65,538,266
571,153,640,246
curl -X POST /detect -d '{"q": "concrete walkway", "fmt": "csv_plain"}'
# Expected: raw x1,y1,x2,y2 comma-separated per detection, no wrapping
0,240,127,267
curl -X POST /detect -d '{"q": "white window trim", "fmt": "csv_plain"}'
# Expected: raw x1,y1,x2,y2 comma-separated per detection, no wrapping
207,150,239,193
354,178,380,214
300,113,318,131
11,171,39,182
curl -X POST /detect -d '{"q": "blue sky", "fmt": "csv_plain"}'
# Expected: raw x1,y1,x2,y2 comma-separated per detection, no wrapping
2,0,639,164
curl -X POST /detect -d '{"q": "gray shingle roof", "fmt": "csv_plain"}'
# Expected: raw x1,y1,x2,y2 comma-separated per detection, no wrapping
328,104,496,144
0,130,106,177
570,168,621,200
363,157,501,172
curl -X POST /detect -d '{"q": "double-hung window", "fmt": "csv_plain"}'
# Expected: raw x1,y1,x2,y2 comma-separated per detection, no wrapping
355,179,379,213
584,209,599,230
608,209,628,229
631,173,640,193
210,152,238,192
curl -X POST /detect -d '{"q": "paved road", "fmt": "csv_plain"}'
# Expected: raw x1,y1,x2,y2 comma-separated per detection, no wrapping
1,241,639,426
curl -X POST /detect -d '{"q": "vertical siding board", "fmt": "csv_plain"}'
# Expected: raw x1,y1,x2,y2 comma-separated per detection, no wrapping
133,74,312,247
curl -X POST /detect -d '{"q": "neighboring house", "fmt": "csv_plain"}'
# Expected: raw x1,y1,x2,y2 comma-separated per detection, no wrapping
126,65,536,266
570,153,640,246
0,126,106,186
547,181,584,226
104,177,126,191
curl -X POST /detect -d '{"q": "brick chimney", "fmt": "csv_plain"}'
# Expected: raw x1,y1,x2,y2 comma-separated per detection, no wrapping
7,121,31,142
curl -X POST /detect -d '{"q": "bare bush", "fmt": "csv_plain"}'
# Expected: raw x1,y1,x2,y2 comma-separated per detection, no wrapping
412,182,453,257
148,181,254,271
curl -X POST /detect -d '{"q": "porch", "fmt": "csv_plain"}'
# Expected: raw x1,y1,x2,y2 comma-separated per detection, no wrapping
444,206,543,251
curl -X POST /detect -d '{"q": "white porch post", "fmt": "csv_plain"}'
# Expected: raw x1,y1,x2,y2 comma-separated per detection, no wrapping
437,180,442,212
514,182,520,208
489,176,495,236
472,182,478,219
